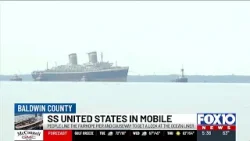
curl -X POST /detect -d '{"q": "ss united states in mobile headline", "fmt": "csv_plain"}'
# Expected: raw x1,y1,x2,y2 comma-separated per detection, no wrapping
31,51,129,82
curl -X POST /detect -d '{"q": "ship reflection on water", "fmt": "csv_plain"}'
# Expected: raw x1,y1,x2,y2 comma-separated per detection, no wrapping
15,114,43,130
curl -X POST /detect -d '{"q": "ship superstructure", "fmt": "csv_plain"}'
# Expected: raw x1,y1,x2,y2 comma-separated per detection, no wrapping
31,51,129,82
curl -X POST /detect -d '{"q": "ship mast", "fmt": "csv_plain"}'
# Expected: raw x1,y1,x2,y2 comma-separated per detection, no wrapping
101,52,103,62
46,62,49,70
181,65,184,78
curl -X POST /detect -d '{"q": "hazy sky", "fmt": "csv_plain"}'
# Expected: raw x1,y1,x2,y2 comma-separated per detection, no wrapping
1,1,250,75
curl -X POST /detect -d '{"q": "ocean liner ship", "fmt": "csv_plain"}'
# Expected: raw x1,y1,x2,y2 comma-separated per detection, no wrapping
31,51,129,82
15,114,43,130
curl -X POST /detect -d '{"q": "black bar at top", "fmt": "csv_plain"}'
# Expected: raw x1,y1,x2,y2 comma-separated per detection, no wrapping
0,0,250,1
72,130,197,141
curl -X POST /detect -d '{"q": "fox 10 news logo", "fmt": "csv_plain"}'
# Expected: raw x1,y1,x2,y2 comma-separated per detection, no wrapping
197,113,236,131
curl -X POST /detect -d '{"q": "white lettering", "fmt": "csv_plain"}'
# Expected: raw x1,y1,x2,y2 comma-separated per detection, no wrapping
198,114,236,125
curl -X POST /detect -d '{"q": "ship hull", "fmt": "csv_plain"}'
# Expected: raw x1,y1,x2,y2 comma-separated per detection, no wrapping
32,68,128,82
10,79,22,81
173,77,188,83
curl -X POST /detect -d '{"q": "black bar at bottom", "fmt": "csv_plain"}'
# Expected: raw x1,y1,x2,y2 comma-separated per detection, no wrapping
72,130,197,141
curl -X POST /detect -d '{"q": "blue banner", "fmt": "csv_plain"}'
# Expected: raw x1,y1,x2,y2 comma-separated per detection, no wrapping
14,103,76,114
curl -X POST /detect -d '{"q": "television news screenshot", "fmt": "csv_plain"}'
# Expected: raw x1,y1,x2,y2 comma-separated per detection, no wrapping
0,0,249,141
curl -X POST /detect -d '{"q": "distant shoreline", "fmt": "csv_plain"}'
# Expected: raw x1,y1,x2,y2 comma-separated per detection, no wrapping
1,74,250,83
2,74,250,76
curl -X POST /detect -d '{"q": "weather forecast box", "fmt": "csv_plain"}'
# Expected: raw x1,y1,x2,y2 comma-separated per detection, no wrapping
43,130,72,141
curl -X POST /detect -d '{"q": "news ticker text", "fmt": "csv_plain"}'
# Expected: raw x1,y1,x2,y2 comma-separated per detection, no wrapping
14,130,236,141
44,130,197,140
43,114,236,130
43,114,197,130
43,130,235,141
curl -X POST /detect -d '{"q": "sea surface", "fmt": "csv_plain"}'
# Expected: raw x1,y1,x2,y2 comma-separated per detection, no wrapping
0,82,249,141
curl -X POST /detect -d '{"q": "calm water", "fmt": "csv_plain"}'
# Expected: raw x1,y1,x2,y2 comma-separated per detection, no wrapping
0,82,249,141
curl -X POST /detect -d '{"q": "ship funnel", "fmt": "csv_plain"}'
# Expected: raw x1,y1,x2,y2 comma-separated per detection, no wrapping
88,51,98,63
68,53,78,65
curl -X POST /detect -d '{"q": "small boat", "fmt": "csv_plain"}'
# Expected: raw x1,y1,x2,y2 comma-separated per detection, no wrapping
10,74,22,81
172,67,188,83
